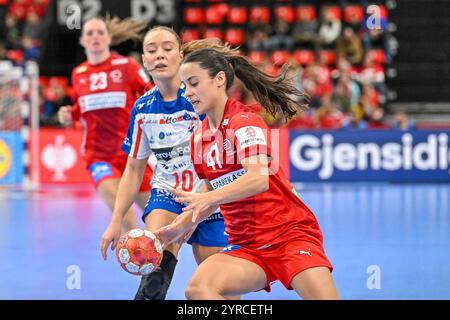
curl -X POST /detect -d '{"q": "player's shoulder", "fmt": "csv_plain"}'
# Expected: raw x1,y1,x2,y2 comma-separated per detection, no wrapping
228,103,266,128
72,61,90,76
141,84,160,100
133,86,159,111
144,82,155,92
191,124,205,146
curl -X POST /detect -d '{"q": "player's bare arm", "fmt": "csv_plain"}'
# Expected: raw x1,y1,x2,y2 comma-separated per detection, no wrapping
173,154,269,222
155,180,218,246
100,156,149,260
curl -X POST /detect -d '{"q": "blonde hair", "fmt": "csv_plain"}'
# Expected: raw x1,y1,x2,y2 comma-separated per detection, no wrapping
143,26,182,49
141,30,240,60
83,15,147,46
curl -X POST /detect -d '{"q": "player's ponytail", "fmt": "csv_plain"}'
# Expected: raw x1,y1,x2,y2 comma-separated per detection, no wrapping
182,47,309,122
105,15,147,46
229,56,308,121
82,16,147,46
181,39,240,58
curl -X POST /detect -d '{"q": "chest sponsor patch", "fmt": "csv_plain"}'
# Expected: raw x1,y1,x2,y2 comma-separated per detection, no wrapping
79,91,126,112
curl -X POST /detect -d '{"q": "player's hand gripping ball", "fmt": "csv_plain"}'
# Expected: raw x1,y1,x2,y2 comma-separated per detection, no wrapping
115,228,163,275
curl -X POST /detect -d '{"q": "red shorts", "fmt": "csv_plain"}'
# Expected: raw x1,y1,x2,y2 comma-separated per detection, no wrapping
223,238,333,292
87,156,152,192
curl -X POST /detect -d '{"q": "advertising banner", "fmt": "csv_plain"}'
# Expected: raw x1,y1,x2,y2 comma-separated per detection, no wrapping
0,132,23,185
289,130,450,182
39,128,91,184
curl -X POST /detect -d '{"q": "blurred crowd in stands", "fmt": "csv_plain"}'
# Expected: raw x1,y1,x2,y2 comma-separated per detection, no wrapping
179,0,402,130
0,0,50,65
1,0,413,130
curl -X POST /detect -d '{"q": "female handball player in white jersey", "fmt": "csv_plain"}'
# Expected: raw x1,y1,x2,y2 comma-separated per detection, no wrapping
100,27,231,300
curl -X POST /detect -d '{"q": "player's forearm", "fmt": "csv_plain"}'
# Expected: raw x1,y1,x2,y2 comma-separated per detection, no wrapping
175,210,198,231
208,171,269,207
111,158,147,224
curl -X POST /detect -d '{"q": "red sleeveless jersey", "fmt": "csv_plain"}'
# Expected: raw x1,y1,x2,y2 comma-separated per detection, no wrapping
70,54,150,164
191,98,324,249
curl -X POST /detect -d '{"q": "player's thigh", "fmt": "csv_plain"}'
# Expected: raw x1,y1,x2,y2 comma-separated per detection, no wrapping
290,266,338,300
145,209,182,256
144,209,178,231
191,244,223,265
96,178,121,210
189,253,267,296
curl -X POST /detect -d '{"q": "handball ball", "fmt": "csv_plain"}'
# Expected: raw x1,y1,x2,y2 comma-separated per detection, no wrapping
115,228,163,276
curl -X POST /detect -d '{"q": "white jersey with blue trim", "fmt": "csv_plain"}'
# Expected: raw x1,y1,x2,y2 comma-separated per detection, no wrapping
122,85,204,192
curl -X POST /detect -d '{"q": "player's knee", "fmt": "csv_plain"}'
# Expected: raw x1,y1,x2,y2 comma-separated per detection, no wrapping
311,290,339,300
303,286,339,300
185,282,203,300
185,281,216,300
322,288,339,300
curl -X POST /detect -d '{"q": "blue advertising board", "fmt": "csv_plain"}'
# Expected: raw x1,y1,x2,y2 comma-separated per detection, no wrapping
289,130,450,182
0,132,24,184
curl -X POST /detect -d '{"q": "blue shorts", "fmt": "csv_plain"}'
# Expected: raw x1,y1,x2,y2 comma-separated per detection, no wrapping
143,189,228,247
87,160,152,191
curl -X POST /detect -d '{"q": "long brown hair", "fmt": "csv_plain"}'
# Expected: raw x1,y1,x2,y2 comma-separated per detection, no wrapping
182,38,240,58
181,44,308,121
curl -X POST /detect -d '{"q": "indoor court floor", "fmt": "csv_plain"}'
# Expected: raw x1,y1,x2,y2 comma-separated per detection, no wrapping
1,182,449,300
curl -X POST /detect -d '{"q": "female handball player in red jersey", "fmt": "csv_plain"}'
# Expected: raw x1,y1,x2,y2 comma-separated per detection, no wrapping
100,29,236,300
155,45,339,300
58,17,153,231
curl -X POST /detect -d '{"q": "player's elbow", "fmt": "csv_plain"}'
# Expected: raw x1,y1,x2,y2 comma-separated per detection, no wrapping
260,177,269,193
126,157,148,174
253,173,269,194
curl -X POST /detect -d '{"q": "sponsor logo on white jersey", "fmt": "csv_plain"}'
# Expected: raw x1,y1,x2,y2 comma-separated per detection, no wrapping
137,110,202,191
159,113,199,125
152,141,190,161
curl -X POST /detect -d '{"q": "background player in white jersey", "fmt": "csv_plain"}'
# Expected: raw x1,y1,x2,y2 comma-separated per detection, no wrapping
100,27,230,300
57,17,153,231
